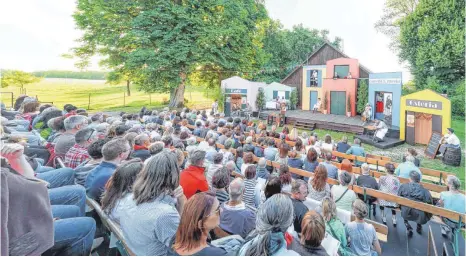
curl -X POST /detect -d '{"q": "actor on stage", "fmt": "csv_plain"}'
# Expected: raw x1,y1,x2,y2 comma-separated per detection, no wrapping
312,98,321,113
374,120,388,142
437,128,460,157
362,103,372,122
211,100,218,114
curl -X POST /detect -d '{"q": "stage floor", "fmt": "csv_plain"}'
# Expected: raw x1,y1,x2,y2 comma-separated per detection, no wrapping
355,134,405,149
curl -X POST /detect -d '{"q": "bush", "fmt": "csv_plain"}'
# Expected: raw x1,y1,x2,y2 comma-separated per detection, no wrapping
356,79,368,114
256,88,266,111
290,89,298,110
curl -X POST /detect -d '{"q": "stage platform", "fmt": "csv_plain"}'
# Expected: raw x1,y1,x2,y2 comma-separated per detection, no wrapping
355,134,405,149
261,110,366,134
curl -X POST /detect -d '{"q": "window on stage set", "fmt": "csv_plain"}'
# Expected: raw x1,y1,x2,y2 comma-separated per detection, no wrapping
285,91,290,99
307,69,322,87
334,65,349,78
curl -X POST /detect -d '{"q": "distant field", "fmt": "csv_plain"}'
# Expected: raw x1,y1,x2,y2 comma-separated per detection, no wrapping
1,78,213,113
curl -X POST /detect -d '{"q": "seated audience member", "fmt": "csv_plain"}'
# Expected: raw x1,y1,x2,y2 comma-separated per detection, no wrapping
120,151,186,256
395,155,422,180
124,132,138,149
321,134,334,154
131,134,151,161
288,150,304,179
336,136,351,159
220,139,235,165
85,138,131,201
264,138,278,162
308,165,331,201
437,128,460,157
241,152,254,176
346,138,365,166
243,136,255,153
290,179,309,234
34,108,63,140
162,135,174,150
226,160,243,179
48,116,67,143
101,159,143,224
438,175,466,236
87,113,103,129
256,157,270,180
303,147,319,181
402,148,420,167
278,164,293,194
274,143,290,169
340,159,353,172
239,194,298,256
289,211,329,256
180,149,209,199
294,138,306,156
170,192,227,256
220,178,256,238
378,163,400,225
321,152,338,180
356,163,379,216
55,115,89,156
299,132,310,146
148,141,164,156
206,152,224,188
346,199,382,256
322,197,352,256
74,138,109,186
1,143,96,256
331,171,357,212
243,165,261,208
212,168,230,205
185,136,198,154
398,170,432,235
64,127,96,169
204,138,218,163
264,176,282,201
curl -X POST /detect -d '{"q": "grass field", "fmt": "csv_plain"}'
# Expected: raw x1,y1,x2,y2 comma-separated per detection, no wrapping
1,78,213,113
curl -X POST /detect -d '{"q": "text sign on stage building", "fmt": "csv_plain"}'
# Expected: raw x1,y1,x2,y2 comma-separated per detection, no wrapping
406,99,442,110
225,89,247,94
369,78,402,85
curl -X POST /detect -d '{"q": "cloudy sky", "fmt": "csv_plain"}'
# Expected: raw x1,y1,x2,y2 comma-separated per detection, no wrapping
0,0,411,81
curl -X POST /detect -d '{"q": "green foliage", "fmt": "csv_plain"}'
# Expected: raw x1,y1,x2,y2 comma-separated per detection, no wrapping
347,95,351,112
398,0,465,87
71,0,269,107
356,79,368,114
256,88,266,111
449,80,465,118
1,70,41,89
290,89,298,110
402,80,417,95
32,70,106,80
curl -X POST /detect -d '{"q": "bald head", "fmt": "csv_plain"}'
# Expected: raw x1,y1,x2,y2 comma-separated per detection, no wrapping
229,178,245,201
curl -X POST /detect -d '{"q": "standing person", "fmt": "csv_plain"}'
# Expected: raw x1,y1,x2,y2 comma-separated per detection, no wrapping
345,199,382,256
378,163,400,225
398,171,433,235
119,151,186,256
211,99,219,115
170,192,227,256
438,175,466,236
289,179,309,234
279,102,286,127
238,194,299,256
180,150,209,199
313,98,321,113
437,128,461,157
289,211,329,256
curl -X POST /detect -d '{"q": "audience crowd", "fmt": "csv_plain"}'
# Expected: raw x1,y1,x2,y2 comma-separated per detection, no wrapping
1,96,465,256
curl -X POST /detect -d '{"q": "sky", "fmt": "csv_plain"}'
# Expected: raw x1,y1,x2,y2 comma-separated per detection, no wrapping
0,0,412,81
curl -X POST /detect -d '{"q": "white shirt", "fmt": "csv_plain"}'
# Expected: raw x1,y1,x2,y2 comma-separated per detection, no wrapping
445,133,460,146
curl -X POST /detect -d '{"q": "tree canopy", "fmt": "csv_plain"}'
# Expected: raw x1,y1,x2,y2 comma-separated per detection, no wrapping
1,70,41,89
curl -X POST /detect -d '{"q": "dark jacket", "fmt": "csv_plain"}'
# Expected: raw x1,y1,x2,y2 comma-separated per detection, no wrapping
131,146,151,161
288,158,304,179
398,182,433,224
289,240,329,256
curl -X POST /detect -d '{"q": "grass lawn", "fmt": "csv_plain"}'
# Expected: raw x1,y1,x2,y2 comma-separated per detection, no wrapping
1,78,213,112
259,117,465,189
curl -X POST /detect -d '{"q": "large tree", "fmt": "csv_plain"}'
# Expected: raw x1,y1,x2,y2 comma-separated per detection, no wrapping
1,70,41,90
71,0,268,107
398,0,465,87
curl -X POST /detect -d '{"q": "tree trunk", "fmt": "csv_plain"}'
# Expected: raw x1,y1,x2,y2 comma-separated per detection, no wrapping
126,80,131,96
169,72,186,108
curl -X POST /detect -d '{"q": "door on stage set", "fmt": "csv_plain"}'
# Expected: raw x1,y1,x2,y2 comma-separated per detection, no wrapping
414,113,432,145
309,91,318,110
330,91,346,115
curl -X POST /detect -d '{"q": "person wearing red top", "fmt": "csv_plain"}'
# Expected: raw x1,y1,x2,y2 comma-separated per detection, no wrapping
180,149,209,199
64,128,96,169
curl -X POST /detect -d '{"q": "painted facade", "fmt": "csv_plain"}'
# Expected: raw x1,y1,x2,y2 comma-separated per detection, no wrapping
302,65,326,111
322,58,360,116
399,89,451,141
221,76,265,116
368,72,402,129
264,82,294,102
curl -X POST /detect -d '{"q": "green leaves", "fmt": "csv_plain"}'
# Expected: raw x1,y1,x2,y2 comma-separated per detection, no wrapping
1,70,41,89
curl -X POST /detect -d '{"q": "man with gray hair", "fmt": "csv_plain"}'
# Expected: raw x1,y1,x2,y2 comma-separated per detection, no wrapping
256,157,269,180
346,138,366,166
204,138,218,163
321,152,338,180
64,127,97,169
290,179,309,234
55,115,89,156
356,163,379,216
206,152,224,189
219,178,256,238
398,170,432,234
180,149,209,199
131,134,151,161
395,155,422,180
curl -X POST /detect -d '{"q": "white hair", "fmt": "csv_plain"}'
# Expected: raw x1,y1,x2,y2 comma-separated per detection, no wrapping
229,178,245,201
361,163,370,175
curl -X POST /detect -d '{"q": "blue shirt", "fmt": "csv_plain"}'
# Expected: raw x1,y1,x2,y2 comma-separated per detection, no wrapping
440,191,466,214
85,161,118,201
254,146,264,158
346,145,366,165
264,147,278,161
395,162,422,180
303,160,319,182
321,162,339,180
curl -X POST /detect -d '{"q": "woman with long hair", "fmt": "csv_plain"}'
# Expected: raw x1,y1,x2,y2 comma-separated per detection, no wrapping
287,127,298,141
294,138,306,155
308,164,331,201
321,134,334,155
303,147,319,182
101,159,143,224
321,198,352,256
243,165,260,208
170,192,227,256
274,143,289,168
289,211,328,256
239,194,298,256
278,164,292,194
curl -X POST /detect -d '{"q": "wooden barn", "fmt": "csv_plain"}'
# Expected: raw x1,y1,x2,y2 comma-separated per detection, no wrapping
281,42,372,107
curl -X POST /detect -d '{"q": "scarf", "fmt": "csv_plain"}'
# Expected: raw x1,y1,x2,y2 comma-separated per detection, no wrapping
134,145,148,151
